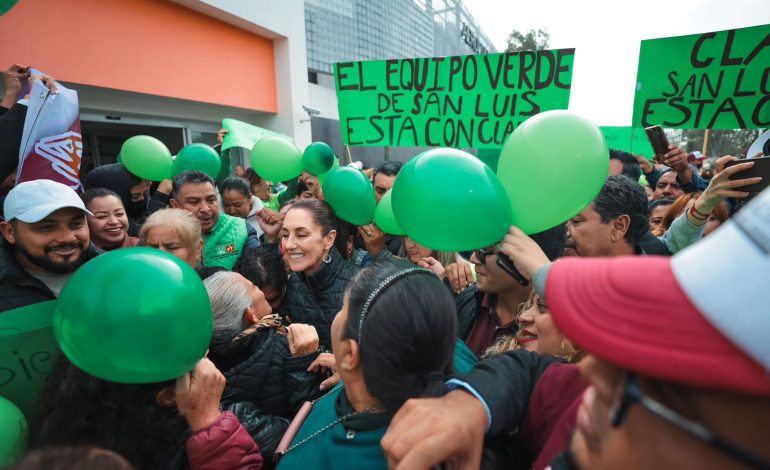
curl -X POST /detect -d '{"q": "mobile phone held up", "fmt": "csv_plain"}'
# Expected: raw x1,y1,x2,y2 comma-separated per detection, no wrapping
645,125,670,162
725,156,770,194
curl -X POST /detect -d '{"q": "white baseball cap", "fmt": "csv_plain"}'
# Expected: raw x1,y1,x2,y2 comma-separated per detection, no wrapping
4,179,92,223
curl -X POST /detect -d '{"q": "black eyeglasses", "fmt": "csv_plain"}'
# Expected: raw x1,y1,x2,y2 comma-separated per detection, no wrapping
472,248,495,265
611,374,770,470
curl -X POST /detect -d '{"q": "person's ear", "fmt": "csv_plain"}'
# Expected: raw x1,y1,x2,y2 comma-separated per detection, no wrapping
243,306,259,325
155,386,176,408
323,229,337,252
337,338,361,372
0,221,17,245
610,215,631,243
169,198,178,208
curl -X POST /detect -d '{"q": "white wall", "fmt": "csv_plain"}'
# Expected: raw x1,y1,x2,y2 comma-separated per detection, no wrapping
172,0,313,148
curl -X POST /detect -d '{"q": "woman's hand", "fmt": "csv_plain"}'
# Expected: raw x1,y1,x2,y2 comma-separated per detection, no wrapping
176,358,225,432
694,155,762,217
498,225,550,282
287,324,320,356
444,262,475,293
358,223,386,255
308,352,337,374
418,256,446,279
257,209,283,243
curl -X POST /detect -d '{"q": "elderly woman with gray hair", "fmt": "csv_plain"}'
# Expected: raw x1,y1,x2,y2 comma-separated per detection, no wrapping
204,271,326,419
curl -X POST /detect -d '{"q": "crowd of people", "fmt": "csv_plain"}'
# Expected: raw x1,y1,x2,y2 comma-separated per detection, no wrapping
1,66,768,470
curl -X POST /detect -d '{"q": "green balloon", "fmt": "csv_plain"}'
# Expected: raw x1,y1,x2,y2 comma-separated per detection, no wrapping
317,157,340,184
173,143,222,179
374,189,405,235
0,396,26,466
250,136,303,182
322,167,376,225
0,0,18,16
120,135,173,181
497,110,609,234
53,248,212,384
302,142,336,175
392,148,511,251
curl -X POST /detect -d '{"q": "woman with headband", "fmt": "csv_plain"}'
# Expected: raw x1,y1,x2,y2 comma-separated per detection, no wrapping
276,259,477,469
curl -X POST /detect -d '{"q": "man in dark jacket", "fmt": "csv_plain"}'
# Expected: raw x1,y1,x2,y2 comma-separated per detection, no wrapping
382,186,770,470
0,179,98,312
170,170,260,270
456,224,566,358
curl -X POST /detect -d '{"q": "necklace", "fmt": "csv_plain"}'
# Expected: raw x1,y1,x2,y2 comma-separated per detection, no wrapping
283,385,383,454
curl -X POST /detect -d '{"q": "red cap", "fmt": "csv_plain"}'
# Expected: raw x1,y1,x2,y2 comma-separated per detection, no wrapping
545,256,770,396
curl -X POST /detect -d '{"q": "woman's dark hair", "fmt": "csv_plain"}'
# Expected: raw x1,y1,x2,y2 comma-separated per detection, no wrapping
234,244,288,293
219,176,251,199
31,357,186,469
285,199,337,236
343,259,457,411
334,220,358,260
649,198,675,211
80,188,124,210
242,168,263,187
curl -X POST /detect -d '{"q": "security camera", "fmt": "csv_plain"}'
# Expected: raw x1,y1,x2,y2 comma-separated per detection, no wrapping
302,105,322,116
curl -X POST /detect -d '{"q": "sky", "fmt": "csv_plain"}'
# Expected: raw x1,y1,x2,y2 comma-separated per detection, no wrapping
463,0,770,125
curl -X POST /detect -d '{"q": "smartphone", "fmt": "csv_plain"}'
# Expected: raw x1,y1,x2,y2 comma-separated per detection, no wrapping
496,256,529,287
645,125,670,161
725,156,770,193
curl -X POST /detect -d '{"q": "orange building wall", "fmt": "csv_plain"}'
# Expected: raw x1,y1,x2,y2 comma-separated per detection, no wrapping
0,0,277,112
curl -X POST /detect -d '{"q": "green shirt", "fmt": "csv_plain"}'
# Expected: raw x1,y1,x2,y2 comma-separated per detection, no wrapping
202,213,248,270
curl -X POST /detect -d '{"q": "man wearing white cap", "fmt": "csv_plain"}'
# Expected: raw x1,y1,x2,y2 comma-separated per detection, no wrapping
0,179,97,312
382,180,770,468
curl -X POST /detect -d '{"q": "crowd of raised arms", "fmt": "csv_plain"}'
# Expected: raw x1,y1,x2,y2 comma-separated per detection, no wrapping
0,65,768,470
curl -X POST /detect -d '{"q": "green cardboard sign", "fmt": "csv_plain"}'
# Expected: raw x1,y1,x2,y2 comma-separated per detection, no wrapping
633,24,770,129
221,118,292,152
334,49,575,148
600,127,656,160
0,301,59,420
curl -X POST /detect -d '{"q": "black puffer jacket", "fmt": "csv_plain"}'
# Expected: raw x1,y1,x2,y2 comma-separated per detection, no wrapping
164,401,289,470
455,284,486,341
281,247,360,349
0,239,99,313
210,324,325,419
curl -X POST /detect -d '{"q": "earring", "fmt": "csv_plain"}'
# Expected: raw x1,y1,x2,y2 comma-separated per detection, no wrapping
323,252,332,264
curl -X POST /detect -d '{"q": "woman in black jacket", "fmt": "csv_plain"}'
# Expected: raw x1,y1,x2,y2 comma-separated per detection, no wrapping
204,271,325,419
278,199,360,349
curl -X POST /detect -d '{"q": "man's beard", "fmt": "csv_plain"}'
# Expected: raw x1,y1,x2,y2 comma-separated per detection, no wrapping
16,240,89,274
